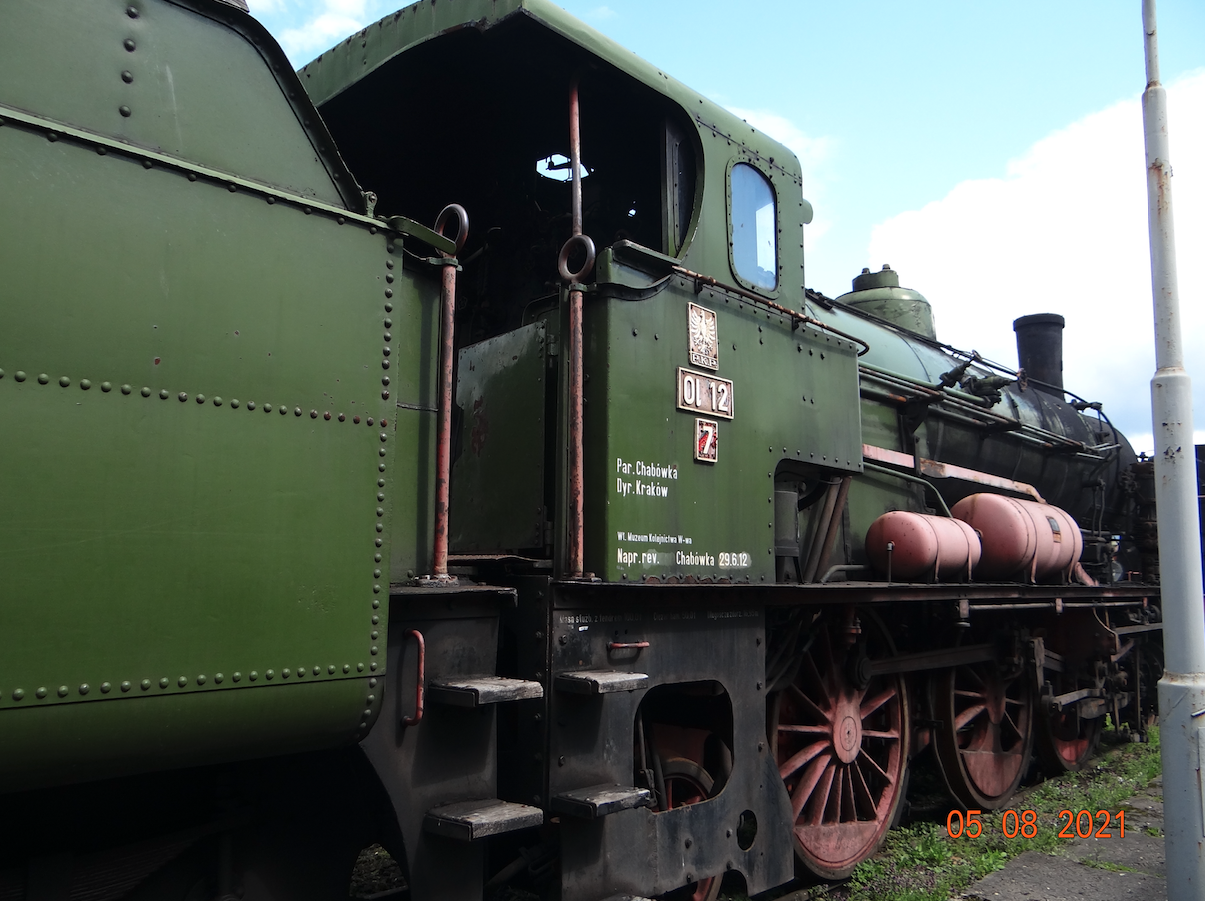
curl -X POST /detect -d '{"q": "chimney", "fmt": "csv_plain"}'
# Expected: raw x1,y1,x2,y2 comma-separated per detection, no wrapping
1013,313,1065,397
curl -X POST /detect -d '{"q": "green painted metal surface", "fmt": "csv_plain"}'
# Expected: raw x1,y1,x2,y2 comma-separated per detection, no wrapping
0,0,354,207
836,267,938,342
0,0,439,789
584,283,862,583
451,322,548,553
0,680,369,793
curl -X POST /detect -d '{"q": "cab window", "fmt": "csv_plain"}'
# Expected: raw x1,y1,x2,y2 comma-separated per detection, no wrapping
730,163,777,290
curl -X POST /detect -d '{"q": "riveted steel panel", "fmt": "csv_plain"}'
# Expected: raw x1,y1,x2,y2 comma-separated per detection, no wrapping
0,107,434,785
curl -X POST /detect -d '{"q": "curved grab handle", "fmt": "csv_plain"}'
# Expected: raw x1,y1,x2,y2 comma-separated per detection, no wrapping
607,640,650,651
401,628,426,726
434,203,469,256
557,233,596,284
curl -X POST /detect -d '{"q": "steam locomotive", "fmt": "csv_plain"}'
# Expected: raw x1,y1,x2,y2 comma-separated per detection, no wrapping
0,1,1161,899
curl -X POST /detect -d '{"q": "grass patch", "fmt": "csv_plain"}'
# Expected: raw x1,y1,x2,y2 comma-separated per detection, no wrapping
767,727,1162,901
1080,859,1139,874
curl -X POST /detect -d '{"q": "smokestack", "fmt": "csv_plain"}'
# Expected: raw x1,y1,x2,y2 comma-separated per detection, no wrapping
1013,313,1065,397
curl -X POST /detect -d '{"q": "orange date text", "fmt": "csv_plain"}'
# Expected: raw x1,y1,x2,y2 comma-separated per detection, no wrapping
946,809,1126,839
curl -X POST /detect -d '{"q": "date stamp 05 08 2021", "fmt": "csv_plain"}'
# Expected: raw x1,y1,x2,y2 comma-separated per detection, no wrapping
946,808,1128,840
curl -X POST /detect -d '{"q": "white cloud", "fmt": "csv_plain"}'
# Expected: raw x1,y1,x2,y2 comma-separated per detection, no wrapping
265,0,377,63
867,71,1205,451
324,0,368,15
280,10,364,60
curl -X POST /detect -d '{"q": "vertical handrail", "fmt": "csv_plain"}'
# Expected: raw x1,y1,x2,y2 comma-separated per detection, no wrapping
428,204,468,583
401,628,426,726
561,76,595,579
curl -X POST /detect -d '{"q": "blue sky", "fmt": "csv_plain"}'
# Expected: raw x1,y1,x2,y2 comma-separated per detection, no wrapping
249,0,1205,451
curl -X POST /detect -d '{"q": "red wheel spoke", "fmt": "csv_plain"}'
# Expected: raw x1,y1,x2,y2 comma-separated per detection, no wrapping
788,682,829,718
954,689,986,699
857,747,893,784
953,702,987,731
779,740,828,780
964,666,986,688
859,686,897,720
791,751,832,820
830,763,844,823
851,759,877,817
779,723,830,734
807,761,837,825
861,728,900,740
802,655,831,707
843,767,858,821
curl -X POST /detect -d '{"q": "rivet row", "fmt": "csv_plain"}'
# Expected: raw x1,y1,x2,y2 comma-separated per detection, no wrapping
364,343,389,728
4,662,374,703
0,372,389,427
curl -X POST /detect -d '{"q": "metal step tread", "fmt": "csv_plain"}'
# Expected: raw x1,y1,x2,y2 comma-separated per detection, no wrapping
601,896,655,901
428,675,545,707
552,783,654,819
554,670,648,694
424,799,544,841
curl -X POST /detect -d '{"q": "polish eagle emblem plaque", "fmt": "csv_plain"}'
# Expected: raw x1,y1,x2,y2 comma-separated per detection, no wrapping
688,302,718,370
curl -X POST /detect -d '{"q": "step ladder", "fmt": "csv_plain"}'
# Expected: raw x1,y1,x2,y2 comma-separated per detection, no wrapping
422,676,546,841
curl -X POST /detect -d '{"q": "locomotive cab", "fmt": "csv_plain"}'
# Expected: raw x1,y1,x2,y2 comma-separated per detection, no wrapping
306,10,701,343
304,0,861,586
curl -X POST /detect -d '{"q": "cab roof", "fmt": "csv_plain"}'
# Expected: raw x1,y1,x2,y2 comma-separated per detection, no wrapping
298,0,801,186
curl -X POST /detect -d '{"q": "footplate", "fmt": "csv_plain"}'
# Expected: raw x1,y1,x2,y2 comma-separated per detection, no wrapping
424,799,544,841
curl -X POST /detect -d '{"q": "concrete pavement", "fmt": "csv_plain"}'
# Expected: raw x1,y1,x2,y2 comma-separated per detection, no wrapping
960,775,1166,901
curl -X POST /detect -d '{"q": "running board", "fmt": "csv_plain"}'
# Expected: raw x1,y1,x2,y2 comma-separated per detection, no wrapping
551,784,654,819
554,670,648,694
424,799,544,841
427,676,544,707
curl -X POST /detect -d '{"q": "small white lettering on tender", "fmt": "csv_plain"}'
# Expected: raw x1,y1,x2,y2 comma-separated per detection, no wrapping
676,550,716,567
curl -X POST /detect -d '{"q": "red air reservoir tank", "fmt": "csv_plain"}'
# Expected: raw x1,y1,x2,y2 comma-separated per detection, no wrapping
865,511,981,581
950,493,1083,582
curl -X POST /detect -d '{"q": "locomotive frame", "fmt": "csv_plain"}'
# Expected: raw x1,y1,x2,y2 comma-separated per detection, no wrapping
0,1,1162,900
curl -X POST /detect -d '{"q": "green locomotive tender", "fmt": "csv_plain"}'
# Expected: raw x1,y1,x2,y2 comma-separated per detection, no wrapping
0,1,1161,899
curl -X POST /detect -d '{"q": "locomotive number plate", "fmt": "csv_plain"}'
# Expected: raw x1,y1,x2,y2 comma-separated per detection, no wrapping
676,368,734,420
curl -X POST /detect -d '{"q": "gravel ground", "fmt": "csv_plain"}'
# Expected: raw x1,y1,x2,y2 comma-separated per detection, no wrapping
349,844,406,899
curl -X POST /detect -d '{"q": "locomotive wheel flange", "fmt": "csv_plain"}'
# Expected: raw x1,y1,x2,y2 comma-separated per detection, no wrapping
770,610,909,881
932,659,1034,809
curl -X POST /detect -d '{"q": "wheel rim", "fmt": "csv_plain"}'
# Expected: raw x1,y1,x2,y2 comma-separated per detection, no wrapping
657,757,722,901
934,661,1033,809
1040,697,1103,771
772,611,909,880
1046,715,1101,769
